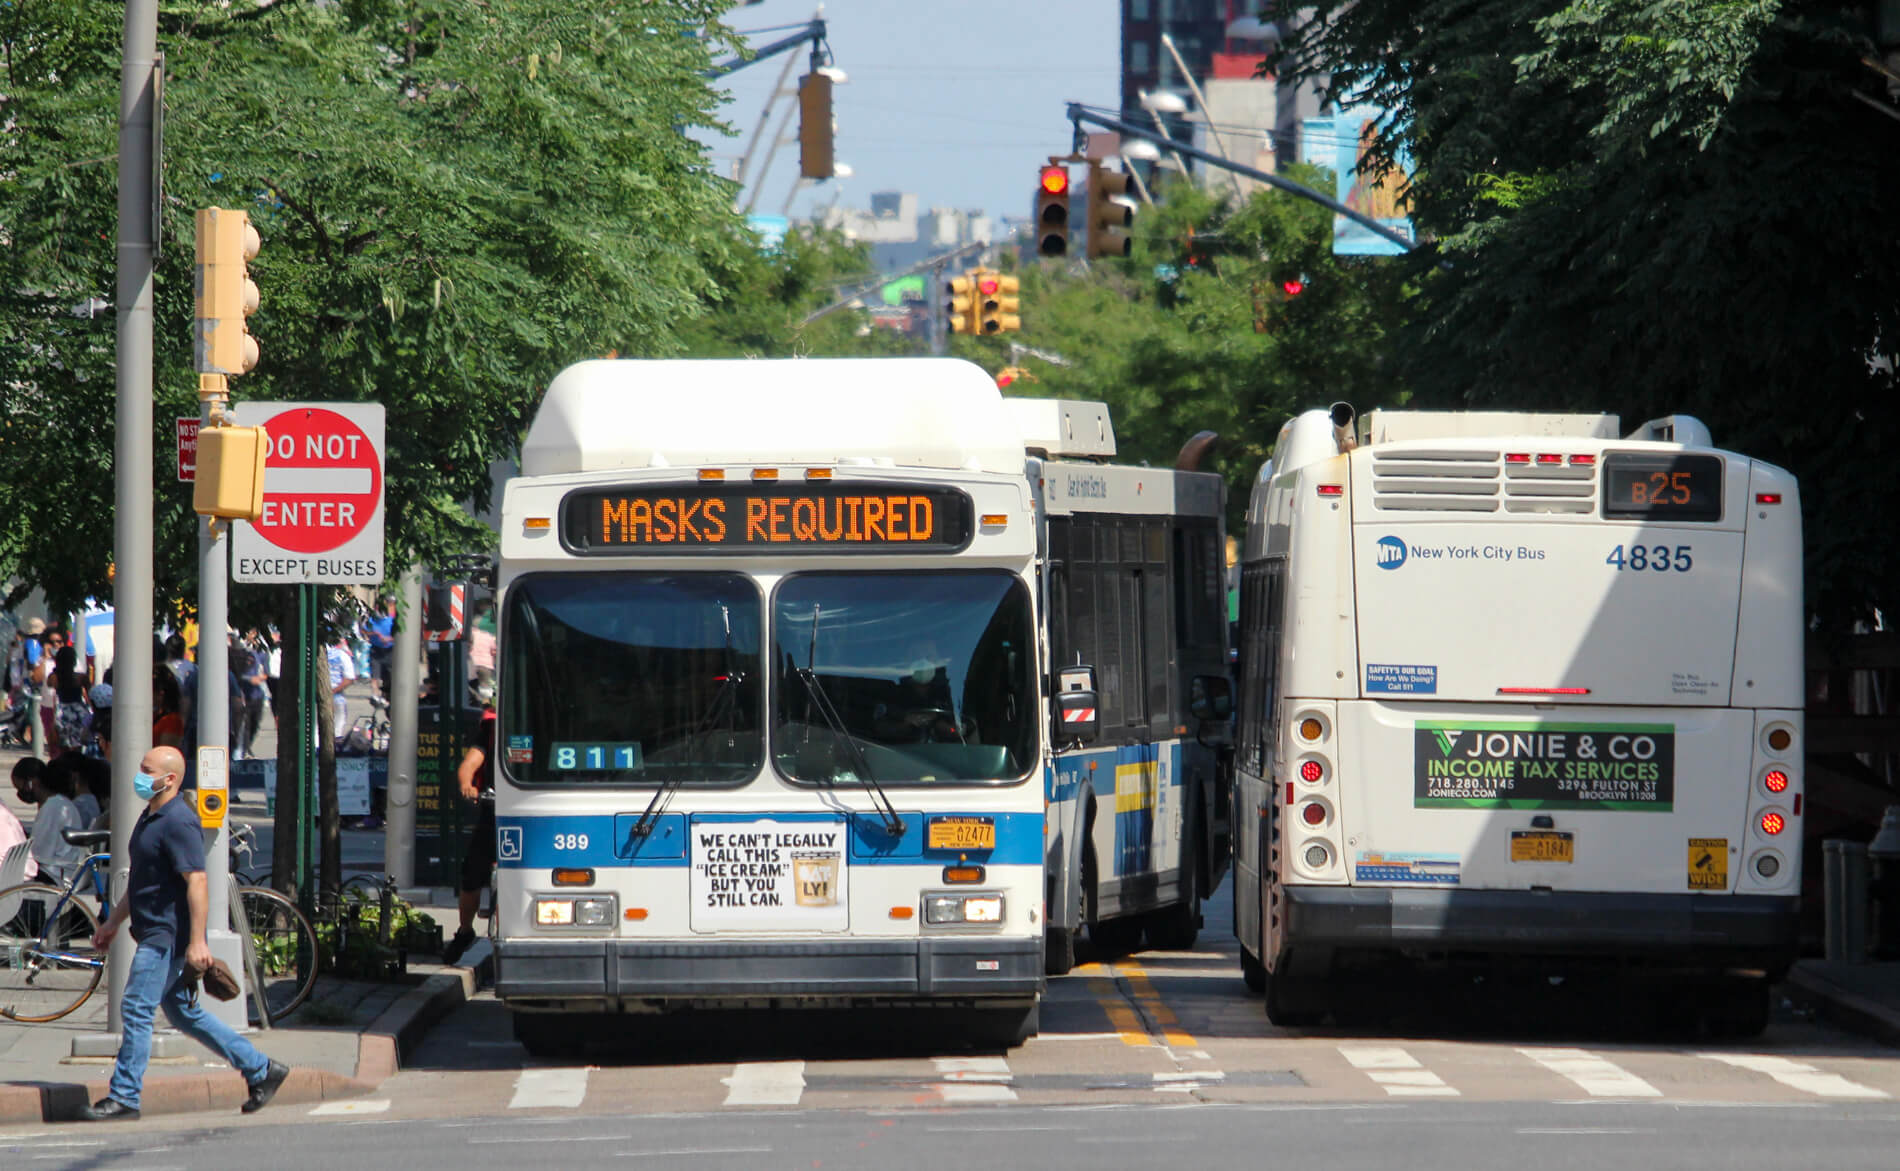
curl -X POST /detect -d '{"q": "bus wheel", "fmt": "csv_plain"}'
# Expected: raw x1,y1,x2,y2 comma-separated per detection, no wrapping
1146,830,1202,951
1701,977,1771,1039
1264,970,1328,1027
1045,927,1077,976
1239,946,1267,995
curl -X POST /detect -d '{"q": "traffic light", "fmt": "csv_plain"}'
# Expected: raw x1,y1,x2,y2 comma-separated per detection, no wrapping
1085,163,1134,259
192,421,270,522
996,365,1030,389
945,270,978,335
194,207,261,376
975,269,1020,335
797,72,835,180
1035,165,1071,257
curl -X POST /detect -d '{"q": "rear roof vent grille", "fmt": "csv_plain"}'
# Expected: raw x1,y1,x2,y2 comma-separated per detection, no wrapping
1372,450,1600,515
1504,462,1596,515
1372,450,1500,513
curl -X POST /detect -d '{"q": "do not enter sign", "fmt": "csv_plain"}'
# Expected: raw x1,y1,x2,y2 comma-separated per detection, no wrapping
233,402,386,584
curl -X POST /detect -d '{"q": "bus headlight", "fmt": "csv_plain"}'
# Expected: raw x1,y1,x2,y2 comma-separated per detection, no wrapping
535,896,616,928
924,893,1005,925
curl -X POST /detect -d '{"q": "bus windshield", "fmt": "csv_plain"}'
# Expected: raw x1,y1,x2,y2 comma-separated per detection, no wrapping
502,572,763,785
773,572,1035,785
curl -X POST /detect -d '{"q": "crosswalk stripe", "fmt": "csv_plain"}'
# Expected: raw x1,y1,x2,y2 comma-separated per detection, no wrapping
509,1068,589,1110
308,1099,390,1116
1339,1046,1459,1097
721,1060,807,1106
934,1056,1018,1102
1698,1053,1890,1100
1518,1047,1662,1098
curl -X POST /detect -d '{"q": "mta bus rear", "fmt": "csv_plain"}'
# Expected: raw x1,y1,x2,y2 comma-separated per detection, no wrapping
1234,408,1802,1030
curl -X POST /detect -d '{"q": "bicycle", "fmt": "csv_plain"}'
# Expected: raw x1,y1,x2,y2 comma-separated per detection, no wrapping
0,825,320,1027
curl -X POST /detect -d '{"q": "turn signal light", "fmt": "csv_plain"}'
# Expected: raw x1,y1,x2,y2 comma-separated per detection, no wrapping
1763,769,1789,794
551,868,595,886
523,517,552,531
889,906,914,920
1767,728,1793,752
1299,717,1324,741
980,514,1009,527
1760,811,1786,835
624,907,648,921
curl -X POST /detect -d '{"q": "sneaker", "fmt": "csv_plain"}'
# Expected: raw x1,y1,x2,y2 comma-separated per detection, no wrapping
442,926,477,966
242,1060,291,1114
80,1097,140,1121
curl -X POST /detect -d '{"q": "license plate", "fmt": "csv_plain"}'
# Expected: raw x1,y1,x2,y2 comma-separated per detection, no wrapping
928,816,995,851
1510,830,1574,863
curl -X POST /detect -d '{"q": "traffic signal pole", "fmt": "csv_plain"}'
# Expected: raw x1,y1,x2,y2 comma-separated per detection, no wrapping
100,0,159,1047
1067,103,1421,255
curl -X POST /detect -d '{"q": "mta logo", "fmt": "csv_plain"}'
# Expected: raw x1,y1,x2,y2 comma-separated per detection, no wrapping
1376,535,1408,570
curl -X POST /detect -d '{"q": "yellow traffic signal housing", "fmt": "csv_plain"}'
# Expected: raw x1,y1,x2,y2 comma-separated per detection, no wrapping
192,423,270,521
945,270,978,335
194,207,261,376
1036,165,1072,257
798,72,835,180
1086,164,1134,259
976,269,1021,335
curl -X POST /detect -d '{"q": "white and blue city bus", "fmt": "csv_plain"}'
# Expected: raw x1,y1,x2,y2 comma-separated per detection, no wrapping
1233,406,1803,1034
490,359,1050,1054
1004,400,1233,973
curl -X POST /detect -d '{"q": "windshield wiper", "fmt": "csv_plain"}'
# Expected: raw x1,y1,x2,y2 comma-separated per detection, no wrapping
634,603,744,839
793,605,905,838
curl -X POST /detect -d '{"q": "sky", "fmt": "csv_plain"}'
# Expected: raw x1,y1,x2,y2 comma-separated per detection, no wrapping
699,1,1122,224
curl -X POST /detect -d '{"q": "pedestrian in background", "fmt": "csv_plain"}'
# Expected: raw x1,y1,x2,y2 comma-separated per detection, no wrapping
80,745,289,1121
466,599,497,702
360,597,396,698
443,688,499,966
32,627,68,750
234,632,268,761
152,666,185,751
23,756,83,886
326,637,356,741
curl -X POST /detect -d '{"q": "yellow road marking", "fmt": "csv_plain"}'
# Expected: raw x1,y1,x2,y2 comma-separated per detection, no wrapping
1086,977,1153,1046
1114,962,1200,1051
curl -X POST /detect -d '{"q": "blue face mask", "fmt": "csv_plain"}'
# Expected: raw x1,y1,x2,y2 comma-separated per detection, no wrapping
134,769,169,801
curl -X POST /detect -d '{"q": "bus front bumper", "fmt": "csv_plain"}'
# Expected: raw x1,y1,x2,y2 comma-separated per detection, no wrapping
494,936,1044,1009
1281,887,1800,977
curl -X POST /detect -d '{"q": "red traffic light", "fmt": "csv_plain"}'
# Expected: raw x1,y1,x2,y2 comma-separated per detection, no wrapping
1039,165,1070,196
997,370,1017,387
1281,279,1305,296
979,275,1001,296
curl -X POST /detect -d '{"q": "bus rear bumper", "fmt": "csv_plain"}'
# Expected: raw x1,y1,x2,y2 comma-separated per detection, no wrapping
1282,887,1800,978
494,936,1044,1010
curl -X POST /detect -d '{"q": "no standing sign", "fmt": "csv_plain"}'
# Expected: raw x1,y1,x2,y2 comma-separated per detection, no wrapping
233,402,386,584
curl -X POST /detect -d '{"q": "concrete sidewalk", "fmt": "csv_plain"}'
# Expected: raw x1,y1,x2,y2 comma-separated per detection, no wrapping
0,942,489,1124
1787,958,1900,1049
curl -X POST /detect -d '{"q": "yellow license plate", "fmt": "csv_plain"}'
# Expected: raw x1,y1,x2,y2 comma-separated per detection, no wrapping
928,817,996,851
1510,831,1574,863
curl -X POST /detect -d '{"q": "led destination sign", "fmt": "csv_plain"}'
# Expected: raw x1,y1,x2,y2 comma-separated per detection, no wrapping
1602,453,1723,522
563,484,973,553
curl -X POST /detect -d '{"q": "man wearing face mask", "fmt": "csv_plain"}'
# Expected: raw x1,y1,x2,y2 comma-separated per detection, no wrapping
79,746,290,1121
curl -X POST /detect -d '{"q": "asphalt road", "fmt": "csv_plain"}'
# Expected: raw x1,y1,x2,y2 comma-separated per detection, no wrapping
7,881,1900,1167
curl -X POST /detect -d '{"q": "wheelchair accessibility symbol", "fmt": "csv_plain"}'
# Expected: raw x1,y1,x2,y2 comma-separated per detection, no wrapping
498,826,523,862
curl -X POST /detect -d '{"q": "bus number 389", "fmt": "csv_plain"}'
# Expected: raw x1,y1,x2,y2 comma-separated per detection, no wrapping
1606,544,1693,572
553,833,590,850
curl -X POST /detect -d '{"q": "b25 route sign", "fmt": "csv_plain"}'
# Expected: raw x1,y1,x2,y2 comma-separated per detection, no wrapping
232,402,385,584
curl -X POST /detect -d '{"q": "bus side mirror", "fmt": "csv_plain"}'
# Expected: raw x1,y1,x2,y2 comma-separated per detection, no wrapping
1056,664,1099,744
1190,675,1233,722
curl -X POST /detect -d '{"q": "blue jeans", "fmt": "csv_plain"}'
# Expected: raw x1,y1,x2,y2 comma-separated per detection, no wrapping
107,938,271,1111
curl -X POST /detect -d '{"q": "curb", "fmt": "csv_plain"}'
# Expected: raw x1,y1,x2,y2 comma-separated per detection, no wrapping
0,944,492,1125
1786,965,1900,1050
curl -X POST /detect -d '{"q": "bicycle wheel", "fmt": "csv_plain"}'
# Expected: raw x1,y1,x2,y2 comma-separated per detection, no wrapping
236,886,319,1025
0,883,103,1023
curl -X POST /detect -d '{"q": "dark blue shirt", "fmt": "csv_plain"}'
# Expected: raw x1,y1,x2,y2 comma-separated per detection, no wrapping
126,796,205,950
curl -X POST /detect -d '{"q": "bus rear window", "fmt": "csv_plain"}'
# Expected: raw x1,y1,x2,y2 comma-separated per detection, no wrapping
1601,453,1723,522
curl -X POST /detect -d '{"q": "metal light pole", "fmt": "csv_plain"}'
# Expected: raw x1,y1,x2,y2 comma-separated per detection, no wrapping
384,565,424,887
196,499,244,1029
104,0,159,1041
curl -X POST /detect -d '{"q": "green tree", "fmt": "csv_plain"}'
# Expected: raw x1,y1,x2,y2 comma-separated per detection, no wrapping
0,0,747,894
1279,1,1900,623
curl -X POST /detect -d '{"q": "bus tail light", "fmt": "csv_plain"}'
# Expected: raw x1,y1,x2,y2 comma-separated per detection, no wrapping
1299,759,1324,784
1301,801,1328,827
1568,454,1596,466
1762,769,1789,794
1755,493,1782,505
1316,484,1343,498
1759,811,1786,836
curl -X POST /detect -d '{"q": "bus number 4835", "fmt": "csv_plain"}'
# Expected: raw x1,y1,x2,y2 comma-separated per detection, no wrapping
1606,544,1693,572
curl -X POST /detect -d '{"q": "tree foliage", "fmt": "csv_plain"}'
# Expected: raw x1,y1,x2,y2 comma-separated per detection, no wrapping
1279,1,1900,623
0,0,746,618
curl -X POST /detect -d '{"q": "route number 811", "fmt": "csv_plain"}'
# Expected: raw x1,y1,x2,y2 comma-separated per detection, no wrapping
1607,544,1693,572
